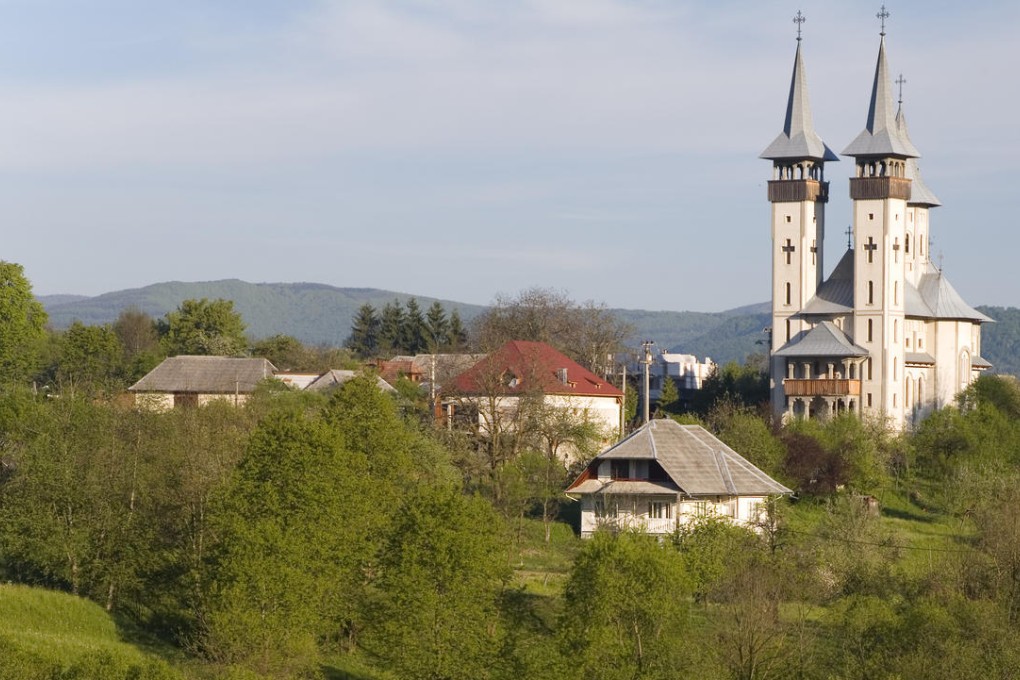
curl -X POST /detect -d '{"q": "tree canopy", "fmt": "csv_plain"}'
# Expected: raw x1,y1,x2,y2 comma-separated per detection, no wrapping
157,298,248,356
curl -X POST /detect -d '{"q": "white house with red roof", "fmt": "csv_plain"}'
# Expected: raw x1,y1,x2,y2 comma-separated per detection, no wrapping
445,340,624,461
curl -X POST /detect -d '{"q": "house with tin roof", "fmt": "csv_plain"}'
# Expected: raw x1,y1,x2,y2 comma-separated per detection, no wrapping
129,356,277,410
444,340,624,462
566,418,791,537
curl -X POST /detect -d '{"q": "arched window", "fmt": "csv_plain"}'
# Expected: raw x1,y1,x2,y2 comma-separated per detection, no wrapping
893,320,898,343
868,319,873,342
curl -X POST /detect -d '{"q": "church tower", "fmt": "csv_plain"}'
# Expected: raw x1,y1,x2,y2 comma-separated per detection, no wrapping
760,12,837,418
841,12,917,423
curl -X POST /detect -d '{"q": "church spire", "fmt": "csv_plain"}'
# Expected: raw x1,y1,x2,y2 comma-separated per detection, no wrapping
843,9,919,158
760,12,837,163
895,83,941,206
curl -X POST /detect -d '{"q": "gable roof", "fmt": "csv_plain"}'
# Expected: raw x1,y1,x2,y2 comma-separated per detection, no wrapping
306,370,396,393
760,40,838,163
774,320,869,358
801,249,855,315
449,340,623,399
129,356,277,394
567,419,790,497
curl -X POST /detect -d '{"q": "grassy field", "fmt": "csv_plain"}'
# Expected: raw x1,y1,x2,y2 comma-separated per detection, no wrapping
0,583,183,679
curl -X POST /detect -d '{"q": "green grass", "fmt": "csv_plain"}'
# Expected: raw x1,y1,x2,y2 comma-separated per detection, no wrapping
0,584,184,679
508,518,582,597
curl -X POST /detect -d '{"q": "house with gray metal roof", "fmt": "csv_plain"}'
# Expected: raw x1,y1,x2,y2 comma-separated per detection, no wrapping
762,13,991,429
129,356,277,410
566,419,790,537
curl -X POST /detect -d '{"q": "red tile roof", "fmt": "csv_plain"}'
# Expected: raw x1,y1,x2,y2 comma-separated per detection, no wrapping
448,340,623,398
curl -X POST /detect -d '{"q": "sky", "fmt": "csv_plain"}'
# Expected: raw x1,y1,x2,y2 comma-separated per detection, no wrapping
1,1,1017,312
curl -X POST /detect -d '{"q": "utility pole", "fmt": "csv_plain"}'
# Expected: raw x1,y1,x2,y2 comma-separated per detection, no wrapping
641,340,655,424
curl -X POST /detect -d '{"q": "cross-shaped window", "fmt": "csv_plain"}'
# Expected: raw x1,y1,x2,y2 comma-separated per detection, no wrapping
864,237,878,264
782,239,796,265
810,240,817,266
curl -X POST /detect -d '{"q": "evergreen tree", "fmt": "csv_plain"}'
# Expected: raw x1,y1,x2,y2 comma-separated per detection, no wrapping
402,298,427,354
447,308,469,351
345,303,381,357
378,300,405,356
658,375,680,414
425,302,450,352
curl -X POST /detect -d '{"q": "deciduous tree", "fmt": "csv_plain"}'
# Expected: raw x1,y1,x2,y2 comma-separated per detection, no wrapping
0,261,48,384
158,298,247,357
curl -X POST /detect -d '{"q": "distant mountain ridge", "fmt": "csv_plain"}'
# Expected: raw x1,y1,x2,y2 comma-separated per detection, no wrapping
38,280,1019,374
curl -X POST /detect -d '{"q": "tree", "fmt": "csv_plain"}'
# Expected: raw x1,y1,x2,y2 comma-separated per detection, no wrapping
377,300,405,356
157,298,247,356
251,334,312,371
657,376,680,415
472,288,631,373
402,298,428,354
51,322,125,395
0,261,48,384
425,301,450,351
448,309,469,351
113,307,163,382
202,412,375,676
345,303,380,358
364,485,508,679
559,531,696,678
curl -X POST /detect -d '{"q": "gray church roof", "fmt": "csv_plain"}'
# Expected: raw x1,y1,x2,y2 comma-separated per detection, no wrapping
801,249,854,314
843,36,919,158
761,40,838,162
913,263,993,322
569,419,790,497
896,108,941,206
129,356,277,393
774,320,869,358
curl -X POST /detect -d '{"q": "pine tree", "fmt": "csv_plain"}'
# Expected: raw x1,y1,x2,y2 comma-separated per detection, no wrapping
378,301,405,356
425,302,450,352
447,309,469,351
402,298,427,354
345,304,381,357
658,375,680,414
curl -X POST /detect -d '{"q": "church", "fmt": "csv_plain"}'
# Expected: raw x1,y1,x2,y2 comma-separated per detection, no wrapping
761,10,991,429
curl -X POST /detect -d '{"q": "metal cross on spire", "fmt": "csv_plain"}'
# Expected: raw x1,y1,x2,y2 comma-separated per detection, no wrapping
846,225,854,249
896,74,907,105
877,5,890,36
793,10,805,41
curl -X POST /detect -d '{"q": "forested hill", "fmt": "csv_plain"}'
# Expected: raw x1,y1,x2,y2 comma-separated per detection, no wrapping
39,281,1018,374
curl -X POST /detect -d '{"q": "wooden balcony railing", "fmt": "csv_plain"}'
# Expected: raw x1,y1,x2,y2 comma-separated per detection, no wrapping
783,378,861,397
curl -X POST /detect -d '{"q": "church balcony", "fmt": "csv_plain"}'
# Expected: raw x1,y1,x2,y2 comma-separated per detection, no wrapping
783,378,861,397
849,176,912,201
767,179,828,203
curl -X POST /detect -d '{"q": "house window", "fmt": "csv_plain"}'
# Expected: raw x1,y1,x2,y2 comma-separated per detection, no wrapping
648,501,672,519
691,501,709,516
867,392,873,407
611,460,629,480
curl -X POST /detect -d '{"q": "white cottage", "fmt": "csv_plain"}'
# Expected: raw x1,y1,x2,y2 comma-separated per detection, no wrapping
129,356,277,410
566,419,791,537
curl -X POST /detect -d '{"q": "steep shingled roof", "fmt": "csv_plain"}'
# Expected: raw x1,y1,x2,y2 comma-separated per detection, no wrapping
129,356,277,393
449,340,623,399
760,40,838,162
843,36,919,158
896,107,941,206
567,419,790,497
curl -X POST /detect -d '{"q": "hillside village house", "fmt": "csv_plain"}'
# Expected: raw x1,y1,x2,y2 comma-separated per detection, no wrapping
129,356,277,410
444,340,624,462
566,419,791,537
